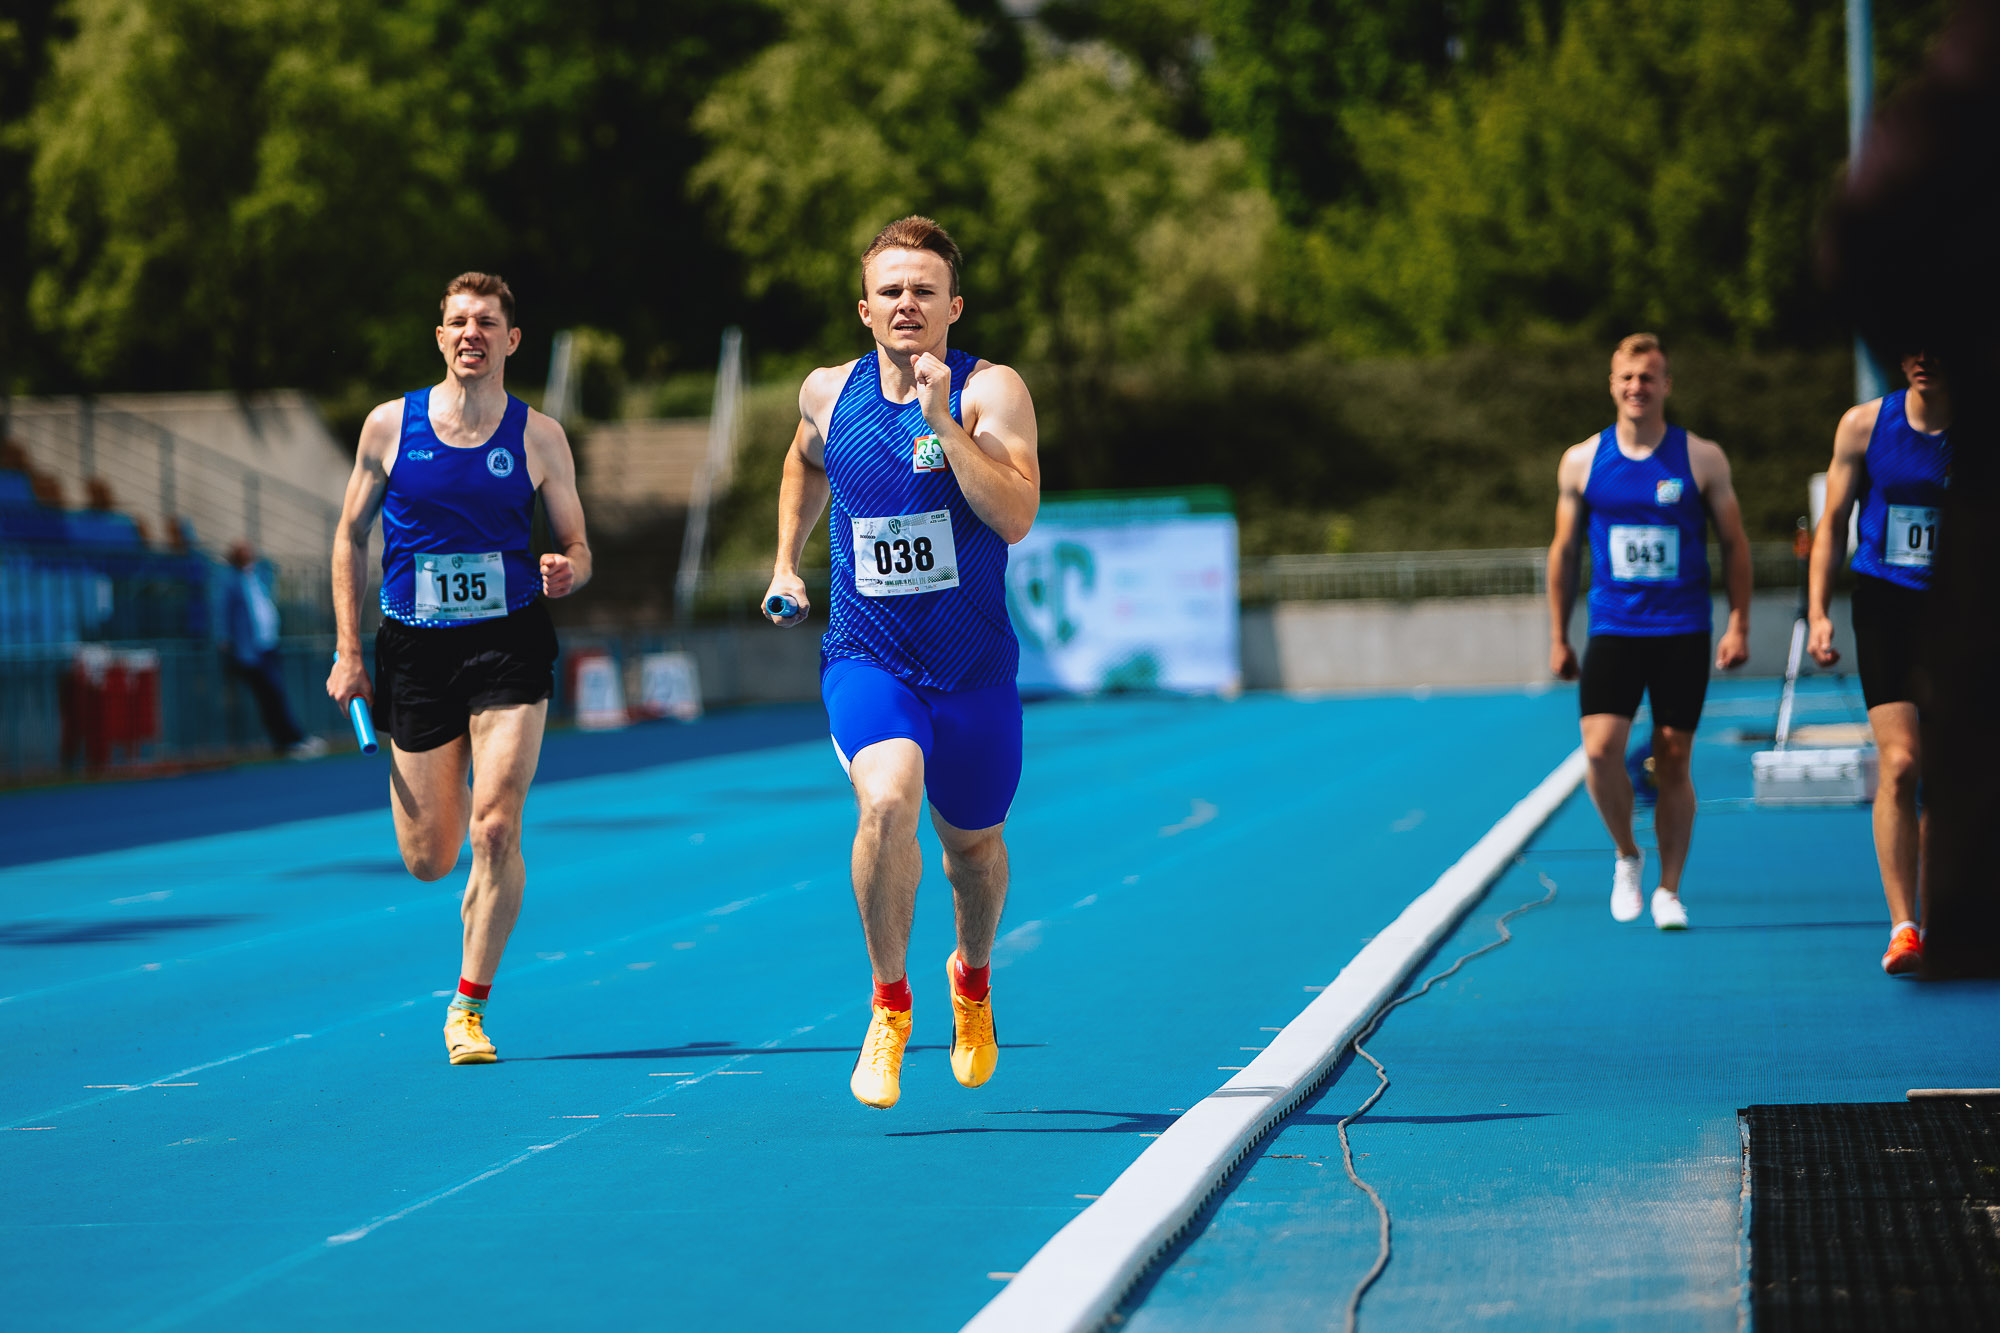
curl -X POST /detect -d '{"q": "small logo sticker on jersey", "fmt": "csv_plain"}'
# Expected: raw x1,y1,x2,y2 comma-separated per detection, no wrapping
486,448,515,478
1655,478,1683,505
405,449,435,462
913,434,948,472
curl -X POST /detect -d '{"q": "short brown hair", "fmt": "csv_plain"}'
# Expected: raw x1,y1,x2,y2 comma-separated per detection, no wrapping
441,272,516,328
1612,332,1665,366
860,216,961,298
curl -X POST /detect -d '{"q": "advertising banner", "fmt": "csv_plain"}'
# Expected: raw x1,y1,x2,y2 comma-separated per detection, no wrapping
1005,487,1239,695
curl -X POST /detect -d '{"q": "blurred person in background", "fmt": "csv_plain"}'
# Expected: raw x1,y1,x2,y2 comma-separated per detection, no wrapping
222,540,324,759
1548,333,1752,931
1806,352,1951,976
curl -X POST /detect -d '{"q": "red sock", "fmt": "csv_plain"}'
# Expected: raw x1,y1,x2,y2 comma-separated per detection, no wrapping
458,978,492,1001
952,956,990,1001
873,976,911,1011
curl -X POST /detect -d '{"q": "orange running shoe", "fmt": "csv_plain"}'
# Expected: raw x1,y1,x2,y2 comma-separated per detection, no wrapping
850,1004,913,1108
1881,925,1923,976
444,1008,498,1064
947,952,998,1088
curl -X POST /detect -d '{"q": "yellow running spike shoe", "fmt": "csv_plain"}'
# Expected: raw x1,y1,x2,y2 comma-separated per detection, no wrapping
850,1003,912,1109
947,952,998,1088
444,1008,498,1064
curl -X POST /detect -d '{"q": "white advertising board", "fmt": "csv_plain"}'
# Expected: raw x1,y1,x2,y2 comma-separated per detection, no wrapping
1005,489,1239,696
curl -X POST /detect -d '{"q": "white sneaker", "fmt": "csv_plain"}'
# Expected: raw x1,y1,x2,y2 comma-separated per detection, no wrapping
1610,854,1644,922
286,736,329,760
1651,888,1688,930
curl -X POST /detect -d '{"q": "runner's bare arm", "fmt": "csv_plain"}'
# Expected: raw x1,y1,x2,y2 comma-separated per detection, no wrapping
913,356,1039,544
1691,435,1751,670
526,410,591,598
765,371,838,624
327,401,400,708
1547,440,1593,680
1808,402,1878,666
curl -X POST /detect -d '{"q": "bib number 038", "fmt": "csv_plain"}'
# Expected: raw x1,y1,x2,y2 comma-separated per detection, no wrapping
851,510,960,597
414,551,508,621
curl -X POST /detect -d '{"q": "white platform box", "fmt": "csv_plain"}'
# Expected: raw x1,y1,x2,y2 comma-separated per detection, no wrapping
1752,746,1878,805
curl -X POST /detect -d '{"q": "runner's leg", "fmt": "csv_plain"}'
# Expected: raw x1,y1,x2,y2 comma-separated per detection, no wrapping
1651,724,1696,895
1580,713,1640,859
389,737,471,881
457,700,548,986
1867,702,1923,927
848,738,926,984
934,812,1007,969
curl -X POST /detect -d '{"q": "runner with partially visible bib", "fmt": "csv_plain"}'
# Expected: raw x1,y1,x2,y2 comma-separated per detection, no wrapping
1807,351,1952,976
763,216,1040,1110
1549,333,1753,931
327,272,592,1064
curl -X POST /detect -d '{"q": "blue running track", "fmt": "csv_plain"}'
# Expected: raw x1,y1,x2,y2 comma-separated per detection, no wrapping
5,682,1989,1330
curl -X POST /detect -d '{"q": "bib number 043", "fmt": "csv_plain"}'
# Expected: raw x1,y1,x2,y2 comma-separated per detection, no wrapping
851,510,960,597
1608,524,1680,582
414,551,508,621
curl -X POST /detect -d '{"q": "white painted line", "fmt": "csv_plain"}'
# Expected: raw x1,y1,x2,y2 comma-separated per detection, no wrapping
961,748,1585,1333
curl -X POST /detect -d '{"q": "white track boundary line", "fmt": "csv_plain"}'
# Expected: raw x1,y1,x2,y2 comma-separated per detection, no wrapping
963,747,1587,1333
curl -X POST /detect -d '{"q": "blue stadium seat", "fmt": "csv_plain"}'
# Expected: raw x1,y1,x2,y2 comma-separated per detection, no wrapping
0,470,36,509
0,506,65,544
62,511,144,548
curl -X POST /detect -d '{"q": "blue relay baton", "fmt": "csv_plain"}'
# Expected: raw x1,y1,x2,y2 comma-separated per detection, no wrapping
333,653,379,754
765,593,800,620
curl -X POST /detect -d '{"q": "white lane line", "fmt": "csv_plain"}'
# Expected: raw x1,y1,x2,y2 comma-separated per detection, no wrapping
0,883,818,1130
130,1015,839,1333
962,748,1586,1333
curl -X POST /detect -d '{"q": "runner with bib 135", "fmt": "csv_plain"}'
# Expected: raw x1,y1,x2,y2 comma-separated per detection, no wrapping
1549,333,1752,931
1806,349,1952,976
762,216,1039,1110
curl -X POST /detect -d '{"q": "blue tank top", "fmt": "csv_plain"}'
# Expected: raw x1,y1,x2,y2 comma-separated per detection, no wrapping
1583,425,1712,636
379,389,540,627
821,349,1018,690
1852,390,1950,591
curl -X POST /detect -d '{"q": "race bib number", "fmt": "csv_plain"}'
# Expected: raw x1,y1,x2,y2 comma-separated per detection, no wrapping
1608,525,1680,582
1885,504,1940,568
851,510,960,597
414,551,508,621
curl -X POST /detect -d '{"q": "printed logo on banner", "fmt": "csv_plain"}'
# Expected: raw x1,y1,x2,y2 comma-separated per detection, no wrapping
486,448,515,478
1655,478,1683,505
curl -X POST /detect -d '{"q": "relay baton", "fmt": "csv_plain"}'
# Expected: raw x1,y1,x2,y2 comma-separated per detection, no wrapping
333,653,379,754
765,593,800,620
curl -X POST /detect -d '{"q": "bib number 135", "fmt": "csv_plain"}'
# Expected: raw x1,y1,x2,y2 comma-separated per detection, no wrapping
414,551,508,621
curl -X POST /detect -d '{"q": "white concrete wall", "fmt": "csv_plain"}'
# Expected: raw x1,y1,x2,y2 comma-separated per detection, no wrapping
1240,592,1852,692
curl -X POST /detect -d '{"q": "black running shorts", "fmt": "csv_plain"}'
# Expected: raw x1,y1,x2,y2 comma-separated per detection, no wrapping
1850,572,1931,711
372,599,558,753
1578,631,1712,730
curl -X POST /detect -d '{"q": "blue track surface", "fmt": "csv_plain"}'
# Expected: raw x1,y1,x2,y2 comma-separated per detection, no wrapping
9,681,1982,1330
1121,677,2000,1331
1,689,1585,1330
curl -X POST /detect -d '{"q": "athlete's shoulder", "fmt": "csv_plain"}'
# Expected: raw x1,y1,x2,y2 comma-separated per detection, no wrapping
356,397,406,461
521,402,572,452
1685,430,1736,491
801,360,860,426
1557,435,1598,488
1837,398,1885,451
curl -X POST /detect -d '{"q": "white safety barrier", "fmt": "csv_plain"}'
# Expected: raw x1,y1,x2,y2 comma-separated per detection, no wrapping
962,747,1589,1333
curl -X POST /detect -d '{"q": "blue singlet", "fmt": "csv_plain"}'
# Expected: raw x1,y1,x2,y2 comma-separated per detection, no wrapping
820,349,1017,690
1852,390,1951,592
379,389,540,628
1583,425,1712,637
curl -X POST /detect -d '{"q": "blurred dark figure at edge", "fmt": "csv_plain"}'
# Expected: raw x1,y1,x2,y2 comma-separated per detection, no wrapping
1826,0,2000,977
222,541,324,758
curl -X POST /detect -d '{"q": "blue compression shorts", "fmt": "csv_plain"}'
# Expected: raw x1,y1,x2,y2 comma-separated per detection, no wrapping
821,657,1023,831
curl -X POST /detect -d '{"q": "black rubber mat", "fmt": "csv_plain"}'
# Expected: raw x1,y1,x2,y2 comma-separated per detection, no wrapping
1742,1100,2000,1331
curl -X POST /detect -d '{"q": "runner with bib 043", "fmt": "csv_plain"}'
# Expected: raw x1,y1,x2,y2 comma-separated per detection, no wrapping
1549,333,1752,932
762,216,1040,1111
